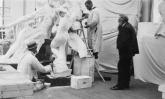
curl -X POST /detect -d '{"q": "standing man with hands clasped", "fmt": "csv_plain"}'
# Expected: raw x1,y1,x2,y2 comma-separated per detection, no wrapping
84,0,102,59
111,14,139,90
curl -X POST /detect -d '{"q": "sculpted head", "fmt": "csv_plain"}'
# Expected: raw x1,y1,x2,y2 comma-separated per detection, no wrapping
57,7,68,17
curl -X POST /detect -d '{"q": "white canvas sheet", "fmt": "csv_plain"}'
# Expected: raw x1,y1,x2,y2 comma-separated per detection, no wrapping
91,0,142,68
134,22,165,84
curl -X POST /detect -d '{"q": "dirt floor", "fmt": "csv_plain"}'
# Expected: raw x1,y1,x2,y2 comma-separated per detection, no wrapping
32,74,162,99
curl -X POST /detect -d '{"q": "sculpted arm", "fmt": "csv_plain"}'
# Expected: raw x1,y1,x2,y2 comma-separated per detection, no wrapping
6,8,43,28
154,23,165,39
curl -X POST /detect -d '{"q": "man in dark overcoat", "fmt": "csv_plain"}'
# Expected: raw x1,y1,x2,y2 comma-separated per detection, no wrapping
111,14,139,90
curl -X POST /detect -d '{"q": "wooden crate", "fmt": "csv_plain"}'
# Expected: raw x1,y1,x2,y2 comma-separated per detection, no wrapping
71,75,92,89
0,71,33,98
73,55,95,82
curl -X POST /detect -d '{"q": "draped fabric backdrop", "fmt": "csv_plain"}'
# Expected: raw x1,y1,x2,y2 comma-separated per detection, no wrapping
140,0,152,22
134,22,165,85
134,0,165,85
90,0,161,69
89,0,142,69
8,0,158,29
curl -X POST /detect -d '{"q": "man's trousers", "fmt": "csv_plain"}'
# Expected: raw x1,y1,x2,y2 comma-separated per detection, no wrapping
117,50,132,88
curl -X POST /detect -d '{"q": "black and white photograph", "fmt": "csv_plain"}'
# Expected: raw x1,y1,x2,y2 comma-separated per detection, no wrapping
0,0,163,99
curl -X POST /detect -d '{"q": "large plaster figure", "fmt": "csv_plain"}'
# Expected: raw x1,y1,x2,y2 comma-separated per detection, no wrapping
134,0,165,84
1,0,62,62
50,8,71,74
50,2,88,75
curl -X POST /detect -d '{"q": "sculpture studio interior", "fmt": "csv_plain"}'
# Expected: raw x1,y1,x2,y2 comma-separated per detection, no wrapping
0,0,164,99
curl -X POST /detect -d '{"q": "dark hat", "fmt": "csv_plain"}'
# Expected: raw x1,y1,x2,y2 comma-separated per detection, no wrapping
27,41,37,50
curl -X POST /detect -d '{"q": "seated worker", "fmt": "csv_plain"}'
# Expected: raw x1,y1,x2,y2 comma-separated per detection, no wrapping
17,41,52,81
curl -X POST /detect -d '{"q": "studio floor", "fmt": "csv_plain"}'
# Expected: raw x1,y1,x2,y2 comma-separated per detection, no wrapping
33,74,161,99
32,74,161,99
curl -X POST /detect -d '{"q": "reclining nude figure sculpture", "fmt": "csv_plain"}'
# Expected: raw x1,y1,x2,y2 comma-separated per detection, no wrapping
134,0,165,84
0,0,62,62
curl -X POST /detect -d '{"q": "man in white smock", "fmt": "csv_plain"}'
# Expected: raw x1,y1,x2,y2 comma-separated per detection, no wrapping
17,41,51,81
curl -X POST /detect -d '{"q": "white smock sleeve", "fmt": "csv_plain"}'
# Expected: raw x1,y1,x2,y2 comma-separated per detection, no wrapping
31,55,51,73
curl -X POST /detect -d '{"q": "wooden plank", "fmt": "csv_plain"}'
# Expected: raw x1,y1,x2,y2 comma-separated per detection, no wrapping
1,90,20,98
0,71,33,98
0,58,18,65
0,72,32,86
0,65,16,72
10,95,33,99
0,83,33,92
0,89,33,98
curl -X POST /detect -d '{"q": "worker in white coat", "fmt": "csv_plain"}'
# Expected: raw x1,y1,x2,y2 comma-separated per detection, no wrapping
84,0,102,59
